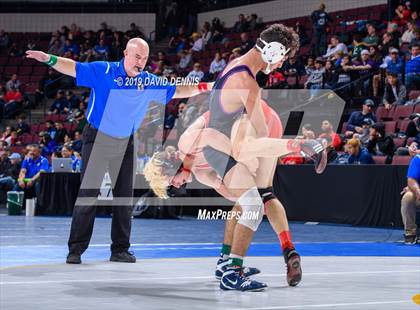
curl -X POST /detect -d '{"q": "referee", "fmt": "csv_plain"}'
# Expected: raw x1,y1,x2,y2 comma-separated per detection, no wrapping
26,38,212,264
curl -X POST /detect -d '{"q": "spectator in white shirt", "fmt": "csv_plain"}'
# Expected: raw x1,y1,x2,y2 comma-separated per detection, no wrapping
324,36,348,58
177,50,192,71
186,63,204,82
201,22,212,46
209,52,226,76
401,20,417,44
190,32,204,52
6,74,21,92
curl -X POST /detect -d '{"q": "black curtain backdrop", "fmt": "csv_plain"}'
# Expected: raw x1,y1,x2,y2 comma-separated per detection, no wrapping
273,165,407,227
37,166,408,227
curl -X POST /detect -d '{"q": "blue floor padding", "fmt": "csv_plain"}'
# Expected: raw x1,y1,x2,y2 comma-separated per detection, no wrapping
0,215,418,267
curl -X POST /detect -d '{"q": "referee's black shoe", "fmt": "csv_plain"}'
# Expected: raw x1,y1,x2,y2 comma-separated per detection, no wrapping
110,251,136,263
66,253,82,264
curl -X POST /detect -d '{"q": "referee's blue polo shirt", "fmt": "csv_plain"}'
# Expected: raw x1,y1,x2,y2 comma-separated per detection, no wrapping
75,58,176,138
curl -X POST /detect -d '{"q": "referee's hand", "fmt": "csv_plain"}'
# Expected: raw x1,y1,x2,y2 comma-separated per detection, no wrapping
26,50,50,63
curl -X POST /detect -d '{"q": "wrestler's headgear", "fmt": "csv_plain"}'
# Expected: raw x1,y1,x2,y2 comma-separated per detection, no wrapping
255,38,290,74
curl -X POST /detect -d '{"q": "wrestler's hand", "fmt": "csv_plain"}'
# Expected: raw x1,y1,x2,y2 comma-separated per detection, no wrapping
26,50,50,63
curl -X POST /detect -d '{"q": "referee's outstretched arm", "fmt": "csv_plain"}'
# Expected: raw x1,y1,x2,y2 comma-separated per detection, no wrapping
25,50,76,77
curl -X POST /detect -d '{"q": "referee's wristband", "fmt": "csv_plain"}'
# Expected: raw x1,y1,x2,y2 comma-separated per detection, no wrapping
44,54,58,66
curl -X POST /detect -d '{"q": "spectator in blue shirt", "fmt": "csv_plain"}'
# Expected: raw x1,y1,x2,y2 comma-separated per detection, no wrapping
65,90,81,110
63,39,79,56
26,37,213,265
39,132,57,157
345,99,377,137
45,120,56,139
345,138,374,164
13,144,49,198
401,153,420,244
61,144,80,171
405,43,420,91
49,90,69,114
94,39,110,60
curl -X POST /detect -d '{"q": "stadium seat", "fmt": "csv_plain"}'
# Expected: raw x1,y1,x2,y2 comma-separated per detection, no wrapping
18,66,33,75
8,57,22,66
30,123,40,133
398,119,411,133
391,105,414,121
375,106,392,121
406,137,416,146
408,90,420,100
32,66,48,75
414,104,420,114
4,66,18,75
373,156,387,165
383,121,397,134
391,156,411,165
341,122,348,134
10,146,25,154
63,123,72,132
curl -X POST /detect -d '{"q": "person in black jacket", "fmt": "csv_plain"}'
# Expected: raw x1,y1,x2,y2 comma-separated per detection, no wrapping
367,123,395,164
323,60,338,89
383,71,407,109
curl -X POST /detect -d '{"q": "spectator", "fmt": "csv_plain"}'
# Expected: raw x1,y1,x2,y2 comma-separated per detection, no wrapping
400,152,420,244
8,43,23,57
394,4,411,26
0,152,21,195
319,120,341,151
16,115,30,136
402,20,417,44
63,39,79,56
405,42,420,91
200,22,212,46
346,138,374,164
294,21,309,47
110,32,124,61
305,56,316,75
65,90,81,111
1,126,13,143
6,74,21,92
80,48,97,63
211,17,225,43
73,111,87,133
61,144,80,171
48,39,64,56
39,132,56,157
45,120,56,139
0,85,5,120
177,49,192,71
165,2,180,38
366,123,395,164
209,51,226,78
233,14,248,33
94,39,110,60
229,47,242,62
362,23,380,47
49,89,69,114
396,116,420,155
157,51,171,67
379,32,399,57
383,71,407,109
311,3,331,56
346,99,376,136
382,47,403,76
0,29,10,51
4,86,23,118
190,32,204,52
13,144,49,198
125,22,142,39
353,118,375,147
301,123,315,139
247,14,261,31
281,56,306,86
352,50,376,96
71,131,83,153
304,57,325,93
168,26,188,54
323,60,338,89
186,63,204,82
239,32,255,54
54,122,68,145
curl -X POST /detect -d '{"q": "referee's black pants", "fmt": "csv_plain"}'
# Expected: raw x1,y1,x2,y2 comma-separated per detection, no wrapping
68,124,134,255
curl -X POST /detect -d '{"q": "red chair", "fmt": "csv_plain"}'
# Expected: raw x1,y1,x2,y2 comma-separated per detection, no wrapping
391,105,414,121
19,134,33,145
408,90,420,100
398,119,411,133
10,146,25,154
8,57,22,66
375,106,392,121
407,137,416,146
32,65,47,75
383,121,397,134
373,156,387,165
391,156,411,165
63,123,72,132
414,104,420,114
18,66,33,75
4,66,18,75
30,123,40,133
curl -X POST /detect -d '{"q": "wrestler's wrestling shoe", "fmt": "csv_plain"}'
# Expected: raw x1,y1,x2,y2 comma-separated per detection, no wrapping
220,267,267,291
284,248,302,287
300,139,327,174
215,258,261,280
